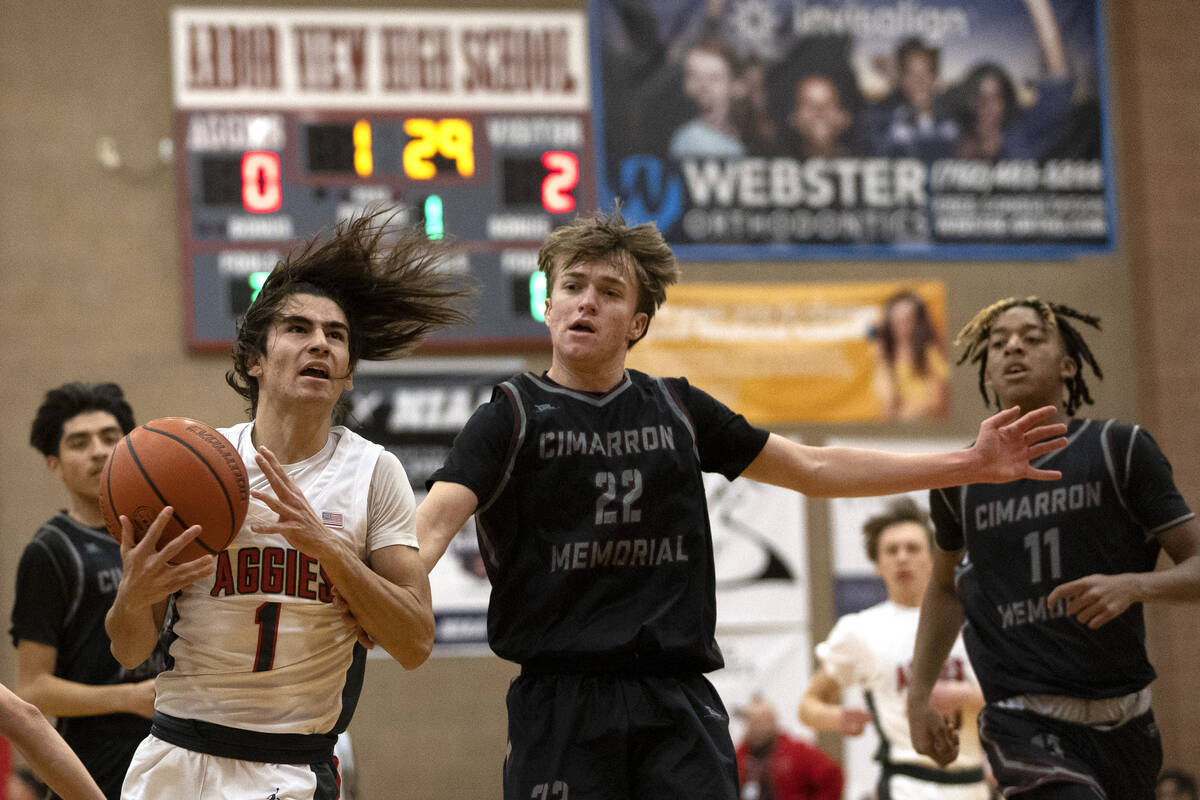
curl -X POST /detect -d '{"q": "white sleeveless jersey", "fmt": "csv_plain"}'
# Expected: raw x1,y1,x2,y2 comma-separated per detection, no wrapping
815,600,984,770
155,423,416,735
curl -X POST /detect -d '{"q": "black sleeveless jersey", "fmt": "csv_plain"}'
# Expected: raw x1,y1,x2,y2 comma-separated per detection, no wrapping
430,370,770,672
10,512,169,799
930,419,1194,703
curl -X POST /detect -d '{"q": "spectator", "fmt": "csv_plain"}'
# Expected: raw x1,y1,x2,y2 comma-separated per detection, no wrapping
736,695,843,800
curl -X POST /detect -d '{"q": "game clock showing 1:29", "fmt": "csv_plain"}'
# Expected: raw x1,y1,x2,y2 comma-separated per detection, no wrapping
180,110,590,351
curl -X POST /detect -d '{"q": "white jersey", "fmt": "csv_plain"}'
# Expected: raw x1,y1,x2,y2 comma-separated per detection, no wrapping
155,423,417,735
815,601,985,771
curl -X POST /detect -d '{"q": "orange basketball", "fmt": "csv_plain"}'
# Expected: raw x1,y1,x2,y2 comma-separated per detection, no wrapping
99,417,249,563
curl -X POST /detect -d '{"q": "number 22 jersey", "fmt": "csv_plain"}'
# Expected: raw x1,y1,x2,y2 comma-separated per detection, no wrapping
430,370,769,672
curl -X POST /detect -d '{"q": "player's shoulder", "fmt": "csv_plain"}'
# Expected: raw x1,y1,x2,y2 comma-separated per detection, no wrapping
31,513,85,546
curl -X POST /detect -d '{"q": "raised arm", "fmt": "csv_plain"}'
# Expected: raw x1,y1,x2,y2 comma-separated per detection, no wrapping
906,547,967,767
1025,0,1068,78
0,683,105,800
105,508,216,669
417,481,480,574
741,405,1066,497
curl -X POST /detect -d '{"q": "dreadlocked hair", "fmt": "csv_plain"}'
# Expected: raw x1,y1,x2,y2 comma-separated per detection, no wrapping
954,296,1103,415
227,207,473,416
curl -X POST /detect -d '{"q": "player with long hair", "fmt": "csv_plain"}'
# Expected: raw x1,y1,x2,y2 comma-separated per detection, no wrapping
105,209,469,799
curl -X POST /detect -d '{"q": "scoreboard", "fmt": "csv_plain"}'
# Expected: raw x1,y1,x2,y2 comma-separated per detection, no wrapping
171,7,591,351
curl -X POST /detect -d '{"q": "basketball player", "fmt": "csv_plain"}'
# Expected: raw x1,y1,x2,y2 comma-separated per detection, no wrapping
908,298,1200,800
801,497,988,799
1,681,106,800
104,211,468,799
11,382,165,799
416,209,1070,800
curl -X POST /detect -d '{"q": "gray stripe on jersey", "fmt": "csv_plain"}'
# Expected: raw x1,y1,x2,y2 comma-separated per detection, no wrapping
1099,418,1134,521
1125,424,1140,493
652,378,700,462
524,371,634,406
475,381,527,570
41,523,86,627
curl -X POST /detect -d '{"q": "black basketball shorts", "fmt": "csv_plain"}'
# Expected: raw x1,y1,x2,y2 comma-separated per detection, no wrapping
503,670,739,800
978,705,1161,800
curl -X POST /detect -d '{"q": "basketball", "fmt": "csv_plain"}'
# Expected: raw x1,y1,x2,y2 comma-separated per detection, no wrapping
99,417,249,563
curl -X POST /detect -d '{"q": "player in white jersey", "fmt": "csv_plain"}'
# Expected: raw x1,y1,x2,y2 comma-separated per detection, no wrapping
103,210,468,799
802,498,989,800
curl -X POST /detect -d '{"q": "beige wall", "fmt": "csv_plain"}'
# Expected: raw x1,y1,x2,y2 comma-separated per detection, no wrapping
1,1,1197,797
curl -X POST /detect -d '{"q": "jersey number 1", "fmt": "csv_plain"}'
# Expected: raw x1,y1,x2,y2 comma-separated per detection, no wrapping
254,601,281,672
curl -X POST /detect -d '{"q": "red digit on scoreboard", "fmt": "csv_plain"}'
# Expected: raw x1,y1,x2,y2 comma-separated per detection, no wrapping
241,151,282,213
541,151,578,214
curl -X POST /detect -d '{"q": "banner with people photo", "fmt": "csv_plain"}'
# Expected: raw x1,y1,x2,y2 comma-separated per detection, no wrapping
627,279,949,423
590,0,1113,259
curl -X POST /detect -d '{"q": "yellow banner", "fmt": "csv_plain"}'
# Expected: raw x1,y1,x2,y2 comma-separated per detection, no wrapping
628,280,948,424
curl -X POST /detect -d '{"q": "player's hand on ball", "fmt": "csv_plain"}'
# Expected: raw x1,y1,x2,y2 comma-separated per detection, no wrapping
117,507,216,605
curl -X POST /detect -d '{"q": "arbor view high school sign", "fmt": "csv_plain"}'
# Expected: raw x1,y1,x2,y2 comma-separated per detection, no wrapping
172,8,585,108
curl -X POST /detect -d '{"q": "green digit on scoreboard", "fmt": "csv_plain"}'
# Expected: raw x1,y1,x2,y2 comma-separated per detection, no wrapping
529,272,546,322
248,271,269,304
424,195,444,240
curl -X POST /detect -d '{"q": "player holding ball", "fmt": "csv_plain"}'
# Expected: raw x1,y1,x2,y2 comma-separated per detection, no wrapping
104,209,468,799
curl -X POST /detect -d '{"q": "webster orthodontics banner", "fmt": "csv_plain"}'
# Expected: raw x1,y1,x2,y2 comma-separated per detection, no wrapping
590,0,1113,259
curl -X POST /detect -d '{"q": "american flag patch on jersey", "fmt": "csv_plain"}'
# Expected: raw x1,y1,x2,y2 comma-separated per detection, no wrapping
320,511,343,527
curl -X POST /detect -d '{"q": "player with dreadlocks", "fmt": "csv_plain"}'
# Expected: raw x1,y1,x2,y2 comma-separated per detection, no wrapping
906,297,1200,800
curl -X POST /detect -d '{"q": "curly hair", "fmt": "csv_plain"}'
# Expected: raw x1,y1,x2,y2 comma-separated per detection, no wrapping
30,382,135,457
537,207,680,348
954,297,1102,415
227,208,471,416
862,496,932,564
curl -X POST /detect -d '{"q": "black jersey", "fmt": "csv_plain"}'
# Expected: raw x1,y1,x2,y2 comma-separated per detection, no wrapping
10,512,168,799
430,370,770,672
930,419,1194,703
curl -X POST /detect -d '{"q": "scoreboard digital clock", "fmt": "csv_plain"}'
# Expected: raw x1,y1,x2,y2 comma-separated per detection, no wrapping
171,7,591,351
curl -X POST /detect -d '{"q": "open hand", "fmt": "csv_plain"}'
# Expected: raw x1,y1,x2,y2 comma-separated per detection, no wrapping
251,446,335,560
971,405,1068,483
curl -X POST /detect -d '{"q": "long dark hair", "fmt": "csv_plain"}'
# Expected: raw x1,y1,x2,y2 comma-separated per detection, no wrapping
227,208,471,415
